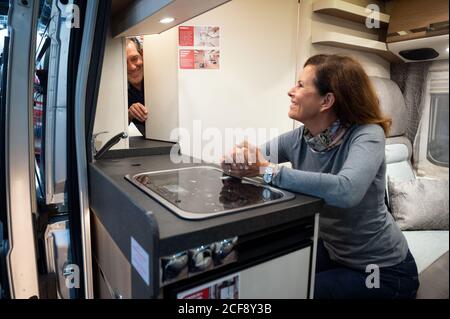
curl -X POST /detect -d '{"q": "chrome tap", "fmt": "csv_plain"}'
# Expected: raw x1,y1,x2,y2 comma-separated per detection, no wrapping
93,131,128,160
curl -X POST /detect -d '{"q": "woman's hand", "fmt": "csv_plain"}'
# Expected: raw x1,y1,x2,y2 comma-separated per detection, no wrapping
128,103,148,123
220,141,270,178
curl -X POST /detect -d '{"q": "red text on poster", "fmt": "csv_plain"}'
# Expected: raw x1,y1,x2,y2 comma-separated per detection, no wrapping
179,26,194,46
179,50,195,69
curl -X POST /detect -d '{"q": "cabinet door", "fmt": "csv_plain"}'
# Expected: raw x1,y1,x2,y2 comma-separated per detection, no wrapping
176,246,312,300
239,247,311,299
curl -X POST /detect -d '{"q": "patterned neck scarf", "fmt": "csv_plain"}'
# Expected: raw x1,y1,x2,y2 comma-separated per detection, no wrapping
303,120,348,152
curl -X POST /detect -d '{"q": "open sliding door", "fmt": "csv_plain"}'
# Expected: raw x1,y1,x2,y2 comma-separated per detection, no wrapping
4,0,40,299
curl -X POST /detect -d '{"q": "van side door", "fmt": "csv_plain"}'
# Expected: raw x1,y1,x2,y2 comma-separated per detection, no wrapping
2,0,41,299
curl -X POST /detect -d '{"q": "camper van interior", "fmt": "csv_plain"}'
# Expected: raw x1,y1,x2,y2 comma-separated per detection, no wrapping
0,0,448,300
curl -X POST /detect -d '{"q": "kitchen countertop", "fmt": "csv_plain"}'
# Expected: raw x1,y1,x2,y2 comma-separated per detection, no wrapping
89,151,323,256
99,137,177,159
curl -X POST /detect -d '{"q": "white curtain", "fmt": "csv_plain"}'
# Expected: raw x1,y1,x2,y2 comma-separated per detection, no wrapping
391,61,432,144
413,61,449,179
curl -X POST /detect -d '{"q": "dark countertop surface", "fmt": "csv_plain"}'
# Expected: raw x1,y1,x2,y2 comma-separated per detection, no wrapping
100,137,176,159
90,148,323,255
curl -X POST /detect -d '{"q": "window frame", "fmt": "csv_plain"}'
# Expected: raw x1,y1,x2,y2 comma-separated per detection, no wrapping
415,66,449,178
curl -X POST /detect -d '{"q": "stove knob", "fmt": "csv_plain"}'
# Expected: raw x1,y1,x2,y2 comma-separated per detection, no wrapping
162,252,188,282
188,246,212,273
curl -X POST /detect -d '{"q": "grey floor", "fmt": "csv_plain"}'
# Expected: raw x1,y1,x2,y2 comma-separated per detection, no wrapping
416,252,449,299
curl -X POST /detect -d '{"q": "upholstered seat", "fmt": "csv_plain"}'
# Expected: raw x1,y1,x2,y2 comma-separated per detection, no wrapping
371,77,449,299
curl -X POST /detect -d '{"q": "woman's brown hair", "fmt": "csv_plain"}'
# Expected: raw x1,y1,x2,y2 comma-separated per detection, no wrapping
304,54,391,136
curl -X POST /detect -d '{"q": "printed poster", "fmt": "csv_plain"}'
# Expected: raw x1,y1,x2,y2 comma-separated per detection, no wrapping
179,26,221,70
179,26,194,47
179,49,195,69
179,49,220,70
179,26,220,47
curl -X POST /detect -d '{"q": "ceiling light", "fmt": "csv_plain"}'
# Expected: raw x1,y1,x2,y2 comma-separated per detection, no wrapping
446,47,449,53
160,17,175,24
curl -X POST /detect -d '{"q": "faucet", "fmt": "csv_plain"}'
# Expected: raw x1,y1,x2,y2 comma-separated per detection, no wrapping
93,131,128,160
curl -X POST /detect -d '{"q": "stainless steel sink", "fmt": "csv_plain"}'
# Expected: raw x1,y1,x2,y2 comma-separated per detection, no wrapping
125,166,295,220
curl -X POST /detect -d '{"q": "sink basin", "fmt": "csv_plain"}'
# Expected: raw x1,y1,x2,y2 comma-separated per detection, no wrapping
125,166,295,220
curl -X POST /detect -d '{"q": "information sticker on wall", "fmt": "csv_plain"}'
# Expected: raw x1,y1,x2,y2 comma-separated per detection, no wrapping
179,26,220,47
179,49,220,70
179,26,221,70
179,49,195,69
179,26,194,46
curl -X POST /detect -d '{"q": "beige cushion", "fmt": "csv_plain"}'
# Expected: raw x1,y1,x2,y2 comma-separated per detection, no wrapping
388,177,449,230
386,136,413,161
370,77,408,137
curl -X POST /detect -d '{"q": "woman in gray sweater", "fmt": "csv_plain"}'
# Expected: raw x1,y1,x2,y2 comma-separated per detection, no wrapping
222,54,419,299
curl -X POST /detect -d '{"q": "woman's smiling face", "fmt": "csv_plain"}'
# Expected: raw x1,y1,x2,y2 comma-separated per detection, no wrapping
287,65,324,123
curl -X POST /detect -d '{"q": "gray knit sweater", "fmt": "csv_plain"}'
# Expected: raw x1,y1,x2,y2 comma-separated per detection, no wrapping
263,124,409,270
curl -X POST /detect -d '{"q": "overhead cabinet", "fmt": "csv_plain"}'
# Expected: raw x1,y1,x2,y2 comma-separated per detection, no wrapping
386,0,449,62
313,0,390,27
386,0,449,43
311,0,400,62
111,0,231,37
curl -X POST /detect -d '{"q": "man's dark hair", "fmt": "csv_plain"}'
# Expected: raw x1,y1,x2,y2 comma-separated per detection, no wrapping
127,37,143,56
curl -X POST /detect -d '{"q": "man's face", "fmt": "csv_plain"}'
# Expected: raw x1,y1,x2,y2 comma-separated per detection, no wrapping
126,41,143,87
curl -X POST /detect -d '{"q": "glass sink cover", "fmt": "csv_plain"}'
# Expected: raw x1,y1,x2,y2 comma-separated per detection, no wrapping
125,166,295,220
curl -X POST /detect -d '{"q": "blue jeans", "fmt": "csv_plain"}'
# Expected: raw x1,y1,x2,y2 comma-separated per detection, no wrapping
314,240,420,299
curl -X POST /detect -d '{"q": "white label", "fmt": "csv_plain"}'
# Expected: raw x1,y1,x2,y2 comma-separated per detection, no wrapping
131,237,150,286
